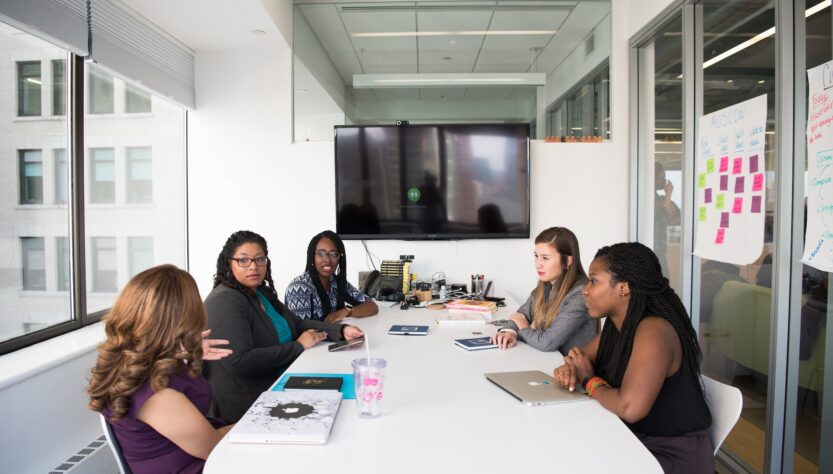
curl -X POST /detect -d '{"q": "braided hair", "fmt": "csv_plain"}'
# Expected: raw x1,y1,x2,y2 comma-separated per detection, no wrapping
213,230,281,310
594,242,705,402
305,230,348,316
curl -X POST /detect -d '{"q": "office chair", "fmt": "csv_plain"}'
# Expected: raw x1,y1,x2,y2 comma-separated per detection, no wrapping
100,413,133,474
702,375,743,455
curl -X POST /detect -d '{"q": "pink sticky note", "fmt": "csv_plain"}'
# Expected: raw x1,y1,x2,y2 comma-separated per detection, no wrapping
733,157,743,174
719,175,728,191
715,228,726,244
752,173,764,192
749,155,759,173
720,212,729,228
751,195,762,213
704,188,713,203
719,156,729,172
734,176,745,193
732,197,743,214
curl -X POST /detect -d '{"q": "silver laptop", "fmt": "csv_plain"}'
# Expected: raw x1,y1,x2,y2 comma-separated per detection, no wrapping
484,371,588,406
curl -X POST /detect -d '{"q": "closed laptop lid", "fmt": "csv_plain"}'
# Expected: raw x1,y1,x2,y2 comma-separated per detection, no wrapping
484,371,587,406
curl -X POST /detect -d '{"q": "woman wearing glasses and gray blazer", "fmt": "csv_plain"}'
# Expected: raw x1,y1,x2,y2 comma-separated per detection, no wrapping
203,230,364,423
284,230,378,323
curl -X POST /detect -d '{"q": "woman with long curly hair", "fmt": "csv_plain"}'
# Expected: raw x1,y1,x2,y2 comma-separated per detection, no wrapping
88,265,233,474
203,230,364,422
284,230,378,322
553,242,713,473
490,226,594,352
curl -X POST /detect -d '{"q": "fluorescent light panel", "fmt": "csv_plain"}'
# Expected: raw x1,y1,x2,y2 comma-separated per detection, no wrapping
353,73,546,88
352,30,556,38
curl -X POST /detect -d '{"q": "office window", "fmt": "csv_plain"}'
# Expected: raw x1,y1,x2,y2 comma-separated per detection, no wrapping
19,150,44,204
126,147,152,203
128,237,153,277
54,149,67,204
17,61,41,116
88,69,114,114
56,237,70,291
52,59,65,116
545,64,610,140
90,148,115,203
125,84,151,113
21,238,46,291
92,237,117,293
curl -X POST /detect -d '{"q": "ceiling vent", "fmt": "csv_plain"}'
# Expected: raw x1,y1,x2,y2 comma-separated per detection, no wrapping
585,30,595,57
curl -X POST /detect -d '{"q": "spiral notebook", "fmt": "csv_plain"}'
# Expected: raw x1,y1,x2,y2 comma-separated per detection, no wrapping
454,336,498,351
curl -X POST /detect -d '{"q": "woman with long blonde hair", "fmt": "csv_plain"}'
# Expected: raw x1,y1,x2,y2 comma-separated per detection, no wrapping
491,227,595,353
88,264,232,474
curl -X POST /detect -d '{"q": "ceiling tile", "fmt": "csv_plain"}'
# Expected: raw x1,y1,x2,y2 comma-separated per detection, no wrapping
490,11,569,31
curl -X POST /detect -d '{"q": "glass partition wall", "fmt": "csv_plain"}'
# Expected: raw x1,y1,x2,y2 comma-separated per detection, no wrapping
633,1,832,472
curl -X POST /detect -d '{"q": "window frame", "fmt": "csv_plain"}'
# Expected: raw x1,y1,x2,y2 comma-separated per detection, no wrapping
17,60,41,117
20,237,46,291
18,149,44,205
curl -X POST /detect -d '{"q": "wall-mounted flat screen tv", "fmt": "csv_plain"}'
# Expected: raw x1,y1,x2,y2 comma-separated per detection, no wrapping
334,124,530,240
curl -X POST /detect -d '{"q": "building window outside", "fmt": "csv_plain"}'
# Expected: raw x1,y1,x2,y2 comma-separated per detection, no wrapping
54,149,67,205
92,237,117,293
125,84,151,113
21,237,46,291
128,237,153,277
19,149,43,204
545,64,610,140
56,236,70,291
90,148,115,203
88,69,114,114
52,59,65,116
17,61,41,116
126,147,152,203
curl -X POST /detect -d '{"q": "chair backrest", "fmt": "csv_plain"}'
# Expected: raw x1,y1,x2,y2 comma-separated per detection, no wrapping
702,375,743,455
99,413,133,474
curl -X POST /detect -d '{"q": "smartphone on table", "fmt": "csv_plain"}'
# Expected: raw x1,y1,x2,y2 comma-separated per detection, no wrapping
327,336,365,352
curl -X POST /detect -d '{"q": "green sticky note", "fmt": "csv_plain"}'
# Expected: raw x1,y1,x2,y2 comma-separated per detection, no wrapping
698,173,706,189
706,158,715,174
716,193,725,210
699,207,707,222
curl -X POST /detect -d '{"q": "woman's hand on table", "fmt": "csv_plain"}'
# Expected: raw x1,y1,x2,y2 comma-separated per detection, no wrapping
554,347,594,392
490,331,517,349
324,307,351,323
298,329,328,349
342,325,364,341
201,329,232,361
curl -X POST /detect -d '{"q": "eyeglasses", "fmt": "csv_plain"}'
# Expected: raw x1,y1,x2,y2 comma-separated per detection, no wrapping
232,256,268,267
314,250,341,260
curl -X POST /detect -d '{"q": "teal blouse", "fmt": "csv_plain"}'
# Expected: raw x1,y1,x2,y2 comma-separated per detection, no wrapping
257,290,293,344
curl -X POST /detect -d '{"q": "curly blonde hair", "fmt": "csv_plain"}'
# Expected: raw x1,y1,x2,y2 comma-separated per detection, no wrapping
88,265,206,420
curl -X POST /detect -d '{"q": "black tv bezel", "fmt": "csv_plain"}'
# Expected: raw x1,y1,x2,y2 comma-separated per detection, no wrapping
333,123,531,241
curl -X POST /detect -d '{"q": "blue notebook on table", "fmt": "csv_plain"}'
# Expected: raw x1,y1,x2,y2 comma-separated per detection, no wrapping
272,373,356,399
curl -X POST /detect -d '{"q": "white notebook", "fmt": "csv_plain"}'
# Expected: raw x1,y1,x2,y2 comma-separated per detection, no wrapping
229,390,343,444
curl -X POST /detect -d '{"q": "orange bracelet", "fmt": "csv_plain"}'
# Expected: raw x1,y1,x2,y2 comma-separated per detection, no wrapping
585,376,610,398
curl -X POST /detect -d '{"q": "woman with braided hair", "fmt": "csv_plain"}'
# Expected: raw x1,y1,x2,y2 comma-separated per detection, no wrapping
203,230,364,422
285,230,378,322
553,242,713,473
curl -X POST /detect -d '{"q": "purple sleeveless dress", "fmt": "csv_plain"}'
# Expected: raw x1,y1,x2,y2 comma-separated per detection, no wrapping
103,371,227,474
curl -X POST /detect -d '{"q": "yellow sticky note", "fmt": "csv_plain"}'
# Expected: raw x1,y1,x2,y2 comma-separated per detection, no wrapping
716,194,725,210
706,158,715,174
699,207,707,222
698,173,706,189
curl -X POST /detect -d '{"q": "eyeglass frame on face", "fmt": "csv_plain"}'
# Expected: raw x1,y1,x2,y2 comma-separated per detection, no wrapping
232,256,268,267
314,250,341,260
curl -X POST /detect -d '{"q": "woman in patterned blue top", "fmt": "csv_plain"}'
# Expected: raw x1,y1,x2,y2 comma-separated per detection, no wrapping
285,230,378,322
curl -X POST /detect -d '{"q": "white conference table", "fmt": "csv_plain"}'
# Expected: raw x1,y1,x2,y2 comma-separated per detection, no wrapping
206,300,662,474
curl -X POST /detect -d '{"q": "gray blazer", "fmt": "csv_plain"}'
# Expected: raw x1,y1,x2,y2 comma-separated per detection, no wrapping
501,279,595,354
203,284,345,422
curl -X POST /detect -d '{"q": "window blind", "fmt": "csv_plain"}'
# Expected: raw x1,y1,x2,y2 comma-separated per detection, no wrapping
0,0,88,55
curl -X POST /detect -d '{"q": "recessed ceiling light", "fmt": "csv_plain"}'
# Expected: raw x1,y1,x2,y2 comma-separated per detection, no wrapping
727,79,734,83
758,80,765,84
352,30,556,38
252,29,266,35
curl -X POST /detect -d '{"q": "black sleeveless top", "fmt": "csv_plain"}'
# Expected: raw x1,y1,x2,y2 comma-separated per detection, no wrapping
597,322,712,437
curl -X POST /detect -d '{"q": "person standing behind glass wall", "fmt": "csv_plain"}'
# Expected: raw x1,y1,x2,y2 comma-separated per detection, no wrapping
491,227,595,353
203,230,364,422
285,230,378,323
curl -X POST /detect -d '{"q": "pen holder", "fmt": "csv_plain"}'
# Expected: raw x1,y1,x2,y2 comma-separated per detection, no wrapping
415,289,432,302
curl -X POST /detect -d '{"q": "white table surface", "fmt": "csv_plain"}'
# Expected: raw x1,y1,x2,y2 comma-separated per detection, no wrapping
205,300,662,474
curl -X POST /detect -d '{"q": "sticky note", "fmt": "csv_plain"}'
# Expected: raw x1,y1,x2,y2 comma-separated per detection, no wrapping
732,197,743,214
699,207,707,222
715,228,726,244
706,158,715,174
733,157,743,174
716,193,725,210
751,195,762,213
752,173,764,192
720,212,729,228
704,188,712,203
719,175,728,191
734,176,745,193
749,154,759,173
698,173,706,189
719,156,729,172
